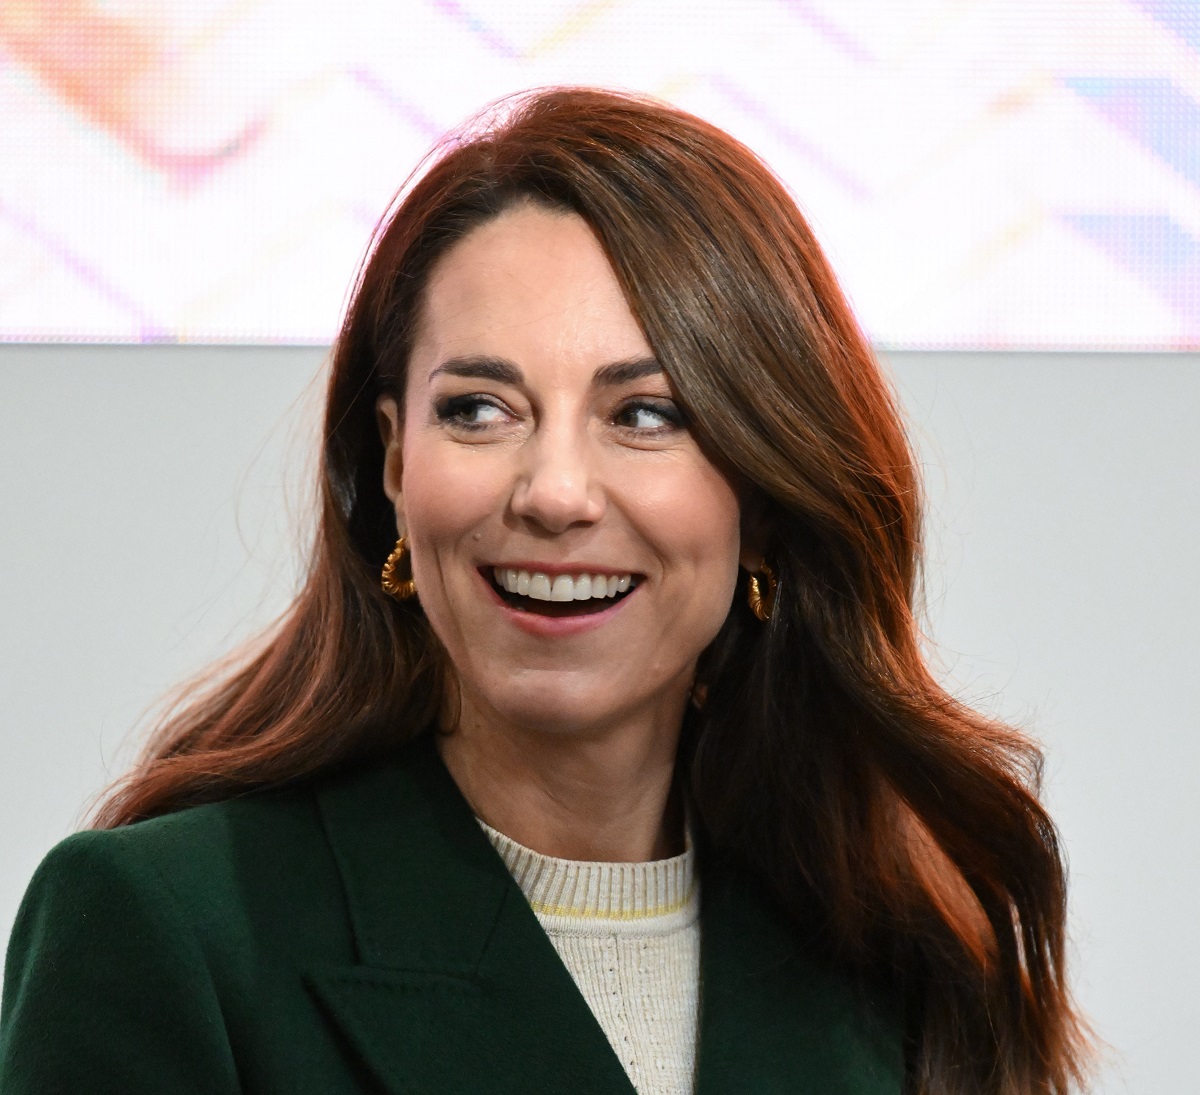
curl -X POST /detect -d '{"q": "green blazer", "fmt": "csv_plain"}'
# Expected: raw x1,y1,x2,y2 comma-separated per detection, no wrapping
0,734,903,1094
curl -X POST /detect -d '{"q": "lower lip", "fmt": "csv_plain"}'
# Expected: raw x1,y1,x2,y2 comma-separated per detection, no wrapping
481,572,637,637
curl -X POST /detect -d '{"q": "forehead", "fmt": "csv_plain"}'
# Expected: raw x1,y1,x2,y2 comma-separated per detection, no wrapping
409,204,652,383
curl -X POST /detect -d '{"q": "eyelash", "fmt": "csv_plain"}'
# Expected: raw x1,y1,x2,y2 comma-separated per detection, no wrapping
433,395,686,434
612,399,685,432
434,394,507,431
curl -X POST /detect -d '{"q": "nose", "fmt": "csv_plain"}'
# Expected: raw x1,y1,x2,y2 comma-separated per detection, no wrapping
509,421,605,534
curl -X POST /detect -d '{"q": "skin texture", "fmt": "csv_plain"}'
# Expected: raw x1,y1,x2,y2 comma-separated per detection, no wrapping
377,203,754,862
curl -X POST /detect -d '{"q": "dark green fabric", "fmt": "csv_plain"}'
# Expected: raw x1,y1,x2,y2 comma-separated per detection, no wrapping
0,734,903,1093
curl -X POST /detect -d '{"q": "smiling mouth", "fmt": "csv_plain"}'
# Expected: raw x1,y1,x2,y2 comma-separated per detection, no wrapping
486,567,638,617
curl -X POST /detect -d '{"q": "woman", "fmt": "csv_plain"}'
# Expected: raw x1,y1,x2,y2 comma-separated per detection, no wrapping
0,88,1089,1093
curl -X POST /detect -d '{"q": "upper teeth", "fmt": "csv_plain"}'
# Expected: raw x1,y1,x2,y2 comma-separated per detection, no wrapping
492,568,633,602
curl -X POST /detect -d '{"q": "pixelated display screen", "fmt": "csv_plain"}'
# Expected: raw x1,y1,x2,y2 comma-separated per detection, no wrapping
1,1,1197,347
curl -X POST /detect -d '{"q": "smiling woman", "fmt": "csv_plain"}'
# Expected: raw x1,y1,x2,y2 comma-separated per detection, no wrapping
0,89,1091,1095
373,205,744,865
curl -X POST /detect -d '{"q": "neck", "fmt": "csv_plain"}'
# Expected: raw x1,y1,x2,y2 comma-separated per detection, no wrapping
436,690,688,863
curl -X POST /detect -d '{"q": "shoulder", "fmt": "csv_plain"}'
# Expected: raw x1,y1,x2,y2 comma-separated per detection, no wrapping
14,777,349,969
0,791,337,1093
44,779,320,884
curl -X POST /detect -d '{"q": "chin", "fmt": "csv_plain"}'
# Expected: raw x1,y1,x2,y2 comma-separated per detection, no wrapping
466,671,629,736
469,660,691,742
496,690,615,736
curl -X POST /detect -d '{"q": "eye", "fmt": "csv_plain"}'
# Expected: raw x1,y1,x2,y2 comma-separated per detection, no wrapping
613,399,685,432
434,394,511,430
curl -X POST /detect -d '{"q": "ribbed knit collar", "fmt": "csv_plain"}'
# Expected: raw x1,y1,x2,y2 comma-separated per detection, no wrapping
477,818,697,924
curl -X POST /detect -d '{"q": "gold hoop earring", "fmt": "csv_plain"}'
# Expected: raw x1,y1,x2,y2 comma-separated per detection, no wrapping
747,562,777,622
381,536,417,600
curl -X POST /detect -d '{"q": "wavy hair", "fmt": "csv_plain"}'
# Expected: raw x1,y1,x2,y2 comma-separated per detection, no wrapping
94,87,1090,1094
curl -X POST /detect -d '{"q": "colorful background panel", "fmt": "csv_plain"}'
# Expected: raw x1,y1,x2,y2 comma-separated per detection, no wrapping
1,0,1197,347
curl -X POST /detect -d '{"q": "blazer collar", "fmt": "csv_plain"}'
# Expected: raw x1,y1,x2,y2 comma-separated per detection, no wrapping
313,731,509,976
307,733,634,1095
693,853,904,1093
306,733,902,1095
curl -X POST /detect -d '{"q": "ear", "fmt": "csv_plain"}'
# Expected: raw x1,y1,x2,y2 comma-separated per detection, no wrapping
375,394,405,514
738,491,771,573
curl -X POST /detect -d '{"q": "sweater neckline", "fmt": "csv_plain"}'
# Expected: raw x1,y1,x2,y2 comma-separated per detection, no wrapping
477,819,696,921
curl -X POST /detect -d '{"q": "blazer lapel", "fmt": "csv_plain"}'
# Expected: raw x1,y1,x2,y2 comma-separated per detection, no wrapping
305,735,635,1095
695,854,904,1094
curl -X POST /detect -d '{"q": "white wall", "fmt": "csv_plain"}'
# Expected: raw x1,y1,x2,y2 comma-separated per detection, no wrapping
0,344,324,870
2,345,1197,1092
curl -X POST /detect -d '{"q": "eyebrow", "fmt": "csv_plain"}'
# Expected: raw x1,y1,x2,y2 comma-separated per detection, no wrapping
593,356,664,387
429,356,522,384
428,355,664,388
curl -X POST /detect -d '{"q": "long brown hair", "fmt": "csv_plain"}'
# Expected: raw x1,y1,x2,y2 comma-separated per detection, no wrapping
95,87,1089,1093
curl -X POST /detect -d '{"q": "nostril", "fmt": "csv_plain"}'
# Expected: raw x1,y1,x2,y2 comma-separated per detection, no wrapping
509,475,605,532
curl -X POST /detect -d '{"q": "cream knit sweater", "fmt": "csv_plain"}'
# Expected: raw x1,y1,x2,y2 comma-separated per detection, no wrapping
478,820,700,1095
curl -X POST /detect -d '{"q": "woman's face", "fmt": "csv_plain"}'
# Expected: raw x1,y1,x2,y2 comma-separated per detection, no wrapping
378,203,746,739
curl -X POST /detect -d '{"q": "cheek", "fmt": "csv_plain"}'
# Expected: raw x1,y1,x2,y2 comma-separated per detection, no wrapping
641,463,742,574
624,459,743,642
398,436,504,568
